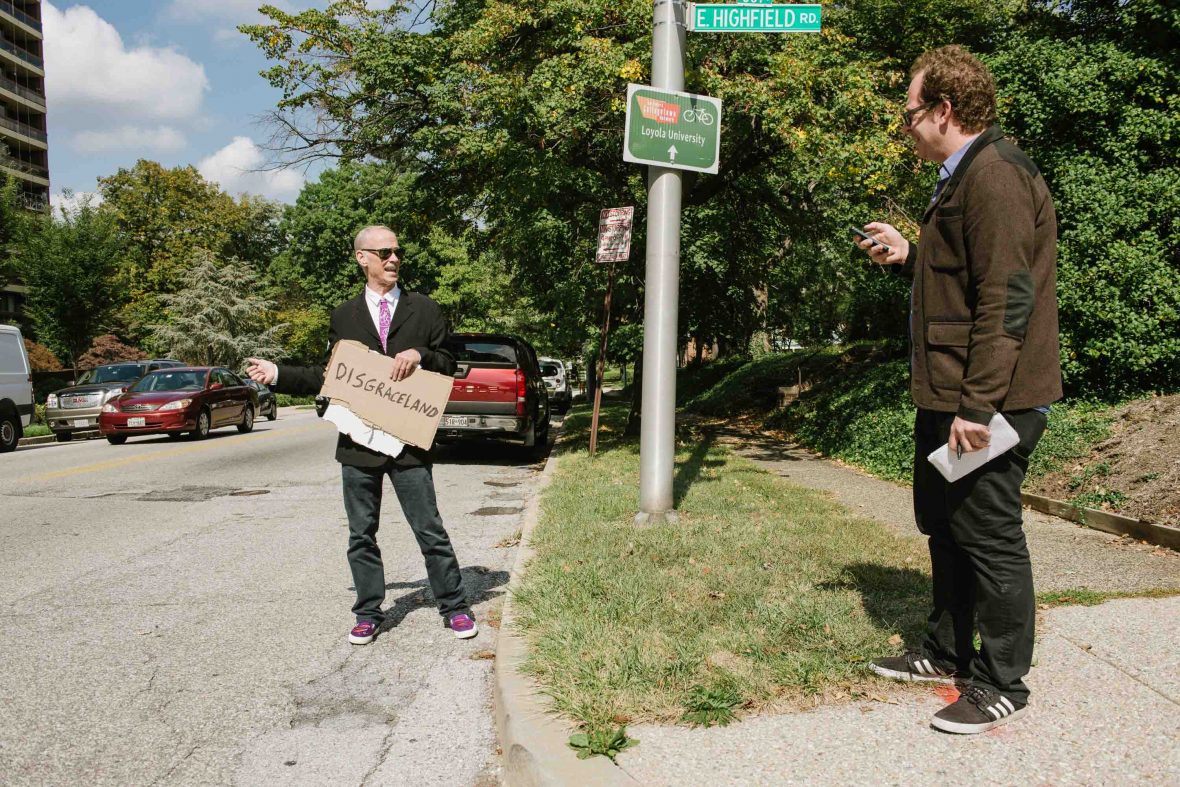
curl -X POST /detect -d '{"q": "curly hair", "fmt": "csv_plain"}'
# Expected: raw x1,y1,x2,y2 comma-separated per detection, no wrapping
911,45,996,134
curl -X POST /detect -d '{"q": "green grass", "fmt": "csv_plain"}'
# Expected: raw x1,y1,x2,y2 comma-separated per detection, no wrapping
23,423,50,438
514,404,932,735
1036,588,1180,608
274,394,316,407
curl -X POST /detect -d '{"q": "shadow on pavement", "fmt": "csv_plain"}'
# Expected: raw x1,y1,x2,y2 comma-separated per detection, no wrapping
433,440,549,469
351,567,511,632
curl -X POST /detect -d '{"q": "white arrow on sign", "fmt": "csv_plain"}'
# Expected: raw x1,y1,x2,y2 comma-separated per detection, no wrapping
668,144,679,162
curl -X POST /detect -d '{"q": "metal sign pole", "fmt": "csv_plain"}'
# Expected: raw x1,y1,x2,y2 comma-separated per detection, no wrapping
637,0,686,525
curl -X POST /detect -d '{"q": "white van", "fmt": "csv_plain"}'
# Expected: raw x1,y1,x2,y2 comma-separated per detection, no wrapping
0,324,34,452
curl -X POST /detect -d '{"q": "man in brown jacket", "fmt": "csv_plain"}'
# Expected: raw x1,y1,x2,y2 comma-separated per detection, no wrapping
855,45,1062,734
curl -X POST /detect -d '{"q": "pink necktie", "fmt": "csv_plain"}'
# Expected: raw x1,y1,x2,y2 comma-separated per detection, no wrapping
378,298,391,352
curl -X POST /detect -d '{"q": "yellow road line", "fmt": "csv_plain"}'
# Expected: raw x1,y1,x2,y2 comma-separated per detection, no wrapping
12,424,327,484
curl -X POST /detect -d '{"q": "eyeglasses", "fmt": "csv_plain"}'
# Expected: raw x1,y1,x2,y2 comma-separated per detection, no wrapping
901,100,940,128
360,247,403,261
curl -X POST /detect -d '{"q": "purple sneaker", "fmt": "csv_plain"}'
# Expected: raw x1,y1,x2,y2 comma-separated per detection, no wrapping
448,613,478,640
349,620,379,645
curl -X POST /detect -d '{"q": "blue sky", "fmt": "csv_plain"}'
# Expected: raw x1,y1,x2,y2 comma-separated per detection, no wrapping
44,1,340,205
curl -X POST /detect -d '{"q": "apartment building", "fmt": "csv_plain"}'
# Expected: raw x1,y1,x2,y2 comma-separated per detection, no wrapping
0,0,47,325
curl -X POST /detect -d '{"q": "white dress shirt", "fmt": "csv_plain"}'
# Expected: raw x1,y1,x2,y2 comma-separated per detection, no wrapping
364,285,401,336
323,284,407,458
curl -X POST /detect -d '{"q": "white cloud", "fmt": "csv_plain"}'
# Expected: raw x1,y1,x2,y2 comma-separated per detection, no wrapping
51,190,103,217
43,3,209,153
71,125,188,154
197,137,304,202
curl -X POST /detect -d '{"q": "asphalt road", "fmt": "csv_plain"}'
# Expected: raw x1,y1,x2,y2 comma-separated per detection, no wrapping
0,408,540,785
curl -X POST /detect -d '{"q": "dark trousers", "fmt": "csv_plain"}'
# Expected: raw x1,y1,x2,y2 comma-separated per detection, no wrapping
341,462,469,624
913,408,1047,703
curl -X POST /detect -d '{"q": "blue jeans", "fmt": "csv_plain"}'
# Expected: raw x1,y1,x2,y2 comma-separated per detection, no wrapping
341,462,468,624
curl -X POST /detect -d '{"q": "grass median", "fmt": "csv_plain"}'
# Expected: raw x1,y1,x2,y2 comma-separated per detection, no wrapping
512,402,932,735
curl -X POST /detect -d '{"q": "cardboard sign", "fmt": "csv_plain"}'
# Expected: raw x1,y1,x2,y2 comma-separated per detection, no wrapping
318,339,454,449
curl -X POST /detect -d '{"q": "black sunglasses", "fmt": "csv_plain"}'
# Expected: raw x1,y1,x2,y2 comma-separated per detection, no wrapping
361,247,403,261
901,100,940,128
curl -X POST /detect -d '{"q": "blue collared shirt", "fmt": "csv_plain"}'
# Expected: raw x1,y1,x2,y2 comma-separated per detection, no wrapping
930,134,980,204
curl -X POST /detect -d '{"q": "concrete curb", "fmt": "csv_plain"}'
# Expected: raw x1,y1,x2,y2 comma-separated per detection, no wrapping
494,445,641,787
17,429,101,447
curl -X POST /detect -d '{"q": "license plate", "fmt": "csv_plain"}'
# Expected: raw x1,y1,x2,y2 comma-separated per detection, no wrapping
441,415,469,428
127,417,146,427
73,419,89,428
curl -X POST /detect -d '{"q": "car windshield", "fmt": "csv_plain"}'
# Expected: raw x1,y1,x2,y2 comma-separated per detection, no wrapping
91,365,146,384
131,370,207,393
540,363,560,377
443,339,519,365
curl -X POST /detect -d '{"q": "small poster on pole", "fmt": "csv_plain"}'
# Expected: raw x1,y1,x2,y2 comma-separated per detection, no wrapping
596,207,635,264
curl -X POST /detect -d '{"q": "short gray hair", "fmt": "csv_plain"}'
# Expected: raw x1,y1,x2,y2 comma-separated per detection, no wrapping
353,225,395,251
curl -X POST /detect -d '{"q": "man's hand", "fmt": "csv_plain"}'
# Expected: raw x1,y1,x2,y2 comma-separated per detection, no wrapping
858,222,910,265
245,357,278,385
389,349,422,382
948,416,991,456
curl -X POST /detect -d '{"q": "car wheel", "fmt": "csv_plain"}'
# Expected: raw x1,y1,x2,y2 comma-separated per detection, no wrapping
106,435,127,445
237,404,255,433
0,412,18,453
55,431,73,442
266,401,277,421
192,409,211,440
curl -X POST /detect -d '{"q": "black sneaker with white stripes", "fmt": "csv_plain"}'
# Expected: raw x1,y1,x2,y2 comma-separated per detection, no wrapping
931,685,1027,734
869,651,959,684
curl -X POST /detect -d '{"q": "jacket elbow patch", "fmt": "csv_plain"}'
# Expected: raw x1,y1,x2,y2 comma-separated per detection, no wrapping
1004,271,1034,337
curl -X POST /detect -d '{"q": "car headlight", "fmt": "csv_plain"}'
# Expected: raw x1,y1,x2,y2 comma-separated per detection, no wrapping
101,402,119,413
159,399,193,412
47,394,58,407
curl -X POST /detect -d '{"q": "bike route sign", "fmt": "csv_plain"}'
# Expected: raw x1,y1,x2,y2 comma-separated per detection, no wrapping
623,84,722,175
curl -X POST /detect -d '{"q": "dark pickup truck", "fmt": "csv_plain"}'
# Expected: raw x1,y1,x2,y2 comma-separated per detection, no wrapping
437,333,550,452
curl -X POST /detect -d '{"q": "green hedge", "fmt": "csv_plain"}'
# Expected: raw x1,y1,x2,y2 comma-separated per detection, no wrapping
684,345,1123,486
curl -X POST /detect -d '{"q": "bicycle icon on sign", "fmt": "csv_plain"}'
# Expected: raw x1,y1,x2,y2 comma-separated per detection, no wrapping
682,106,715,126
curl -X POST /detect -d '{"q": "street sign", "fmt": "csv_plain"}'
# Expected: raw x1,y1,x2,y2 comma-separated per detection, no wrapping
623,84,722,174
686,3,822,33
596,207,635,264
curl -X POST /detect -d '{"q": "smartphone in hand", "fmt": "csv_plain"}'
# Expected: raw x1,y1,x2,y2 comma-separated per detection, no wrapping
850,226,893,253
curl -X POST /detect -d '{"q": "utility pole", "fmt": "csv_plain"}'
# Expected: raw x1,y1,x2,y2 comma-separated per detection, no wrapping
636,0,686,526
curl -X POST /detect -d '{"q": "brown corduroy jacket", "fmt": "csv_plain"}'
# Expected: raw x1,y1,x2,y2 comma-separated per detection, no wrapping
896,125,1063,424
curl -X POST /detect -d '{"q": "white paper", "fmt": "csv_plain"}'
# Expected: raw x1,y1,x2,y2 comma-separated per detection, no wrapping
926,412,1020,482
323,403,407,458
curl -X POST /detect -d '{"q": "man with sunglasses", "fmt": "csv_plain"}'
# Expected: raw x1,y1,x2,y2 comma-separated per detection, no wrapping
854,46,1062,734
246,225,477,645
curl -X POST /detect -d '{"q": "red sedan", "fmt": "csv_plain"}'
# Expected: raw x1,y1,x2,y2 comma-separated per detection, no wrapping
99,366,259,445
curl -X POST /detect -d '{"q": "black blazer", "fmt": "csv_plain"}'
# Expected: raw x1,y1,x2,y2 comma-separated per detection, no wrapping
276,289,457,468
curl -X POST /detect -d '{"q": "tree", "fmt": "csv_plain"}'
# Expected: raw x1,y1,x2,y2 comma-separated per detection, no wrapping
149,251,287,368
23,338,62,371
14,197,121,370
987,0,1180,394
97,160,284,341
76,335,148,368
0,174,35,289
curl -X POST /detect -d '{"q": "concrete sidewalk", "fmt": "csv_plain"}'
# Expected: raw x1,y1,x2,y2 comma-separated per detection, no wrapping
619,595,1180,785
497,428,1180,786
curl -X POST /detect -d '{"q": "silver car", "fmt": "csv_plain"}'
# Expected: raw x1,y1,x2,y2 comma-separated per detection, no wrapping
45,360,184,441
